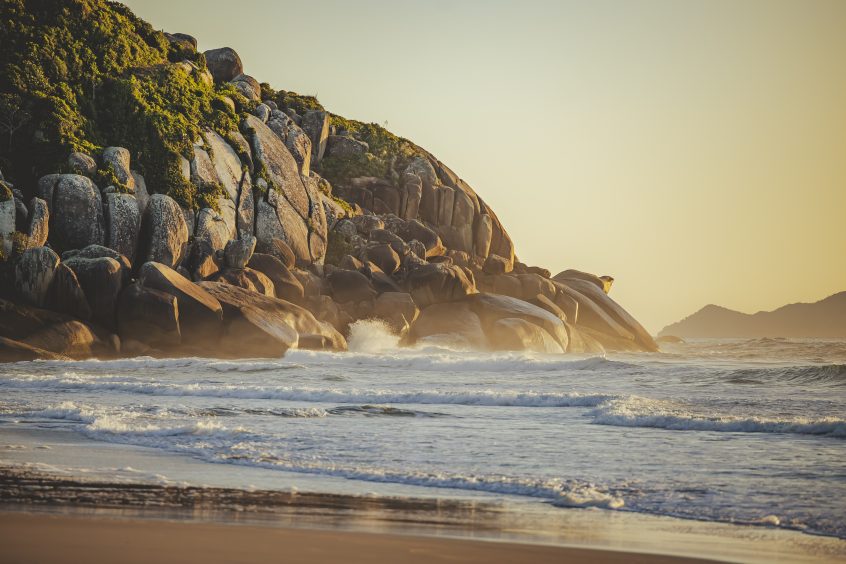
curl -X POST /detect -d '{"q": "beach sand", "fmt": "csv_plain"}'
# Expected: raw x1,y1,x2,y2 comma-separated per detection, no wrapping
2,463,845,563
0,512,721,564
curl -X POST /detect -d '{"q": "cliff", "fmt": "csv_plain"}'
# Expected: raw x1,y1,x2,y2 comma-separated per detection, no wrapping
0,0,657,360
659,292,846,339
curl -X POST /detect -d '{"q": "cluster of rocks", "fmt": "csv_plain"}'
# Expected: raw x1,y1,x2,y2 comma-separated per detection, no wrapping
0,236,344,361
0,43,657,361
312,211,655,354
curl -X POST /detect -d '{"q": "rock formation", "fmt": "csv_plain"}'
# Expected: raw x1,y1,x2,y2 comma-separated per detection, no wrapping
0,0,657,359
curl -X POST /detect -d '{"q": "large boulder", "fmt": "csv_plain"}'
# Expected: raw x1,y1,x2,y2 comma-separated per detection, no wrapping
101,147,135,192
207,267,275,297
223,236,256,269
205,130,254,237
26,197,49,248
14,247,60,307
0,336,69,362
245,115,323,263
325,135,368,158
231,74,260,101
396,220,445,258
558,278,657,352
286,125,313,176
0,298,115,359
116,282,180,350
195,208,231,253
372,292,419,333
188,145,235,240
139,262,223,345
350,214,384,236
103,193,140,262
247,253,304,303
64,256,123,330
38,174,104,253
199,281,347,352
185,237,220,281
483,253,512,275
363,243,401,275
489,317,563,354
138,194,189,269
517,273,557,302
189,146,223,202
408,301,487,349
553,269,611,294
406,262,476,309
553,282,634,345
67,152,96,177
466,293,569,352
269,238,296,269
326,268,377,304
301,110,330,162
529,294,567,323
553,291,579,324
203,47,243,83
132,171,150,218
47,263,92,321
62,244,131,283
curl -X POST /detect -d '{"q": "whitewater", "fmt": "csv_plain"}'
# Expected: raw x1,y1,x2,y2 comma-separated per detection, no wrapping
1,325,844,539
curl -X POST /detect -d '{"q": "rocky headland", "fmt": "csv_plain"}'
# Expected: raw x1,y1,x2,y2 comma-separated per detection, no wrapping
0,0,656,361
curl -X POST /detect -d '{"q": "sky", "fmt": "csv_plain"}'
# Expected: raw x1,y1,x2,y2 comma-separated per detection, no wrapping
124,0,846,333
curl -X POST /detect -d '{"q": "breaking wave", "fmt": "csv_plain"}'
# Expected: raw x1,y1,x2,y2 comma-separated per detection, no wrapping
589,396,846,437
722,364,846,386
3,376,616,407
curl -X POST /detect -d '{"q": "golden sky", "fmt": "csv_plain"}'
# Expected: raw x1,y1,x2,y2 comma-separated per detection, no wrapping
126,0,846,332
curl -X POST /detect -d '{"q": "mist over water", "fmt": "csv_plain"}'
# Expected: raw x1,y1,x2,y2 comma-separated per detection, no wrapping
1,336,845,539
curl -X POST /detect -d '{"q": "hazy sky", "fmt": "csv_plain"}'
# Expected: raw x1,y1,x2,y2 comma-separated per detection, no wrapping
125,0,846,332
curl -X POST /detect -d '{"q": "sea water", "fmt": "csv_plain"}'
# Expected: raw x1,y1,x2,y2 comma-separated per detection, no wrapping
1,323,844,539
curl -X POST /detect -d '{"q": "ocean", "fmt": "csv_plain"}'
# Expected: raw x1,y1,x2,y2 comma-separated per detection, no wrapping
1,321,844,541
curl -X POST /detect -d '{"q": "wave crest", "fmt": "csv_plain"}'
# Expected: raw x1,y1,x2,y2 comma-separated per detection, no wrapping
589,397,846,437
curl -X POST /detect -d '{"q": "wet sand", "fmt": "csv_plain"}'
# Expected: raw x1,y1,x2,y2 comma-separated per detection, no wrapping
0,512,720,564
2,464,844,563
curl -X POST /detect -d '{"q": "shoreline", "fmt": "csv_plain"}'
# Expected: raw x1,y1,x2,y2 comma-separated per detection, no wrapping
1,465,845,563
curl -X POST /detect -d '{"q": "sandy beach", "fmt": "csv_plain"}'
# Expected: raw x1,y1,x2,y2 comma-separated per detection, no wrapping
2,463,845,564
0,512,722,564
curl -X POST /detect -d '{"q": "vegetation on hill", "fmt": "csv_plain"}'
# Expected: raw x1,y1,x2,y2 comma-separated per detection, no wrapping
0,0,424,208
317,114,421,188
258,84,423,189
0,0,248,209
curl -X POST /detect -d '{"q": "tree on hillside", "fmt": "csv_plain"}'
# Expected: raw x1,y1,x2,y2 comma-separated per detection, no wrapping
0,94,30,152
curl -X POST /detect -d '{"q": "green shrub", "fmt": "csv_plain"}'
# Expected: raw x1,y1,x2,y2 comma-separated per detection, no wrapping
318,152,387,188
0,0,169,182
271,90,324,115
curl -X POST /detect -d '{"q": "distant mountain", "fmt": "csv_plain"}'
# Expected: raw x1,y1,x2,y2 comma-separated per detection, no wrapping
659,292,846,338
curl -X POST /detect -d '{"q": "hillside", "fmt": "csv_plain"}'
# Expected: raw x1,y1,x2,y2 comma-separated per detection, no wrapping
659,292,846,339
0,0,658,360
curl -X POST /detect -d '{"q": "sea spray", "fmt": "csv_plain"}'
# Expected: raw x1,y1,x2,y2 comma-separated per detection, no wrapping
346,319,400,353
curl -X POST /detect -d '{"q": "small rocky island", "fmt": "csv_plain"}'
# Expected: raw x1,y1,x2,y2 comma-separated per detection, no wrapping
0,0,656,361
